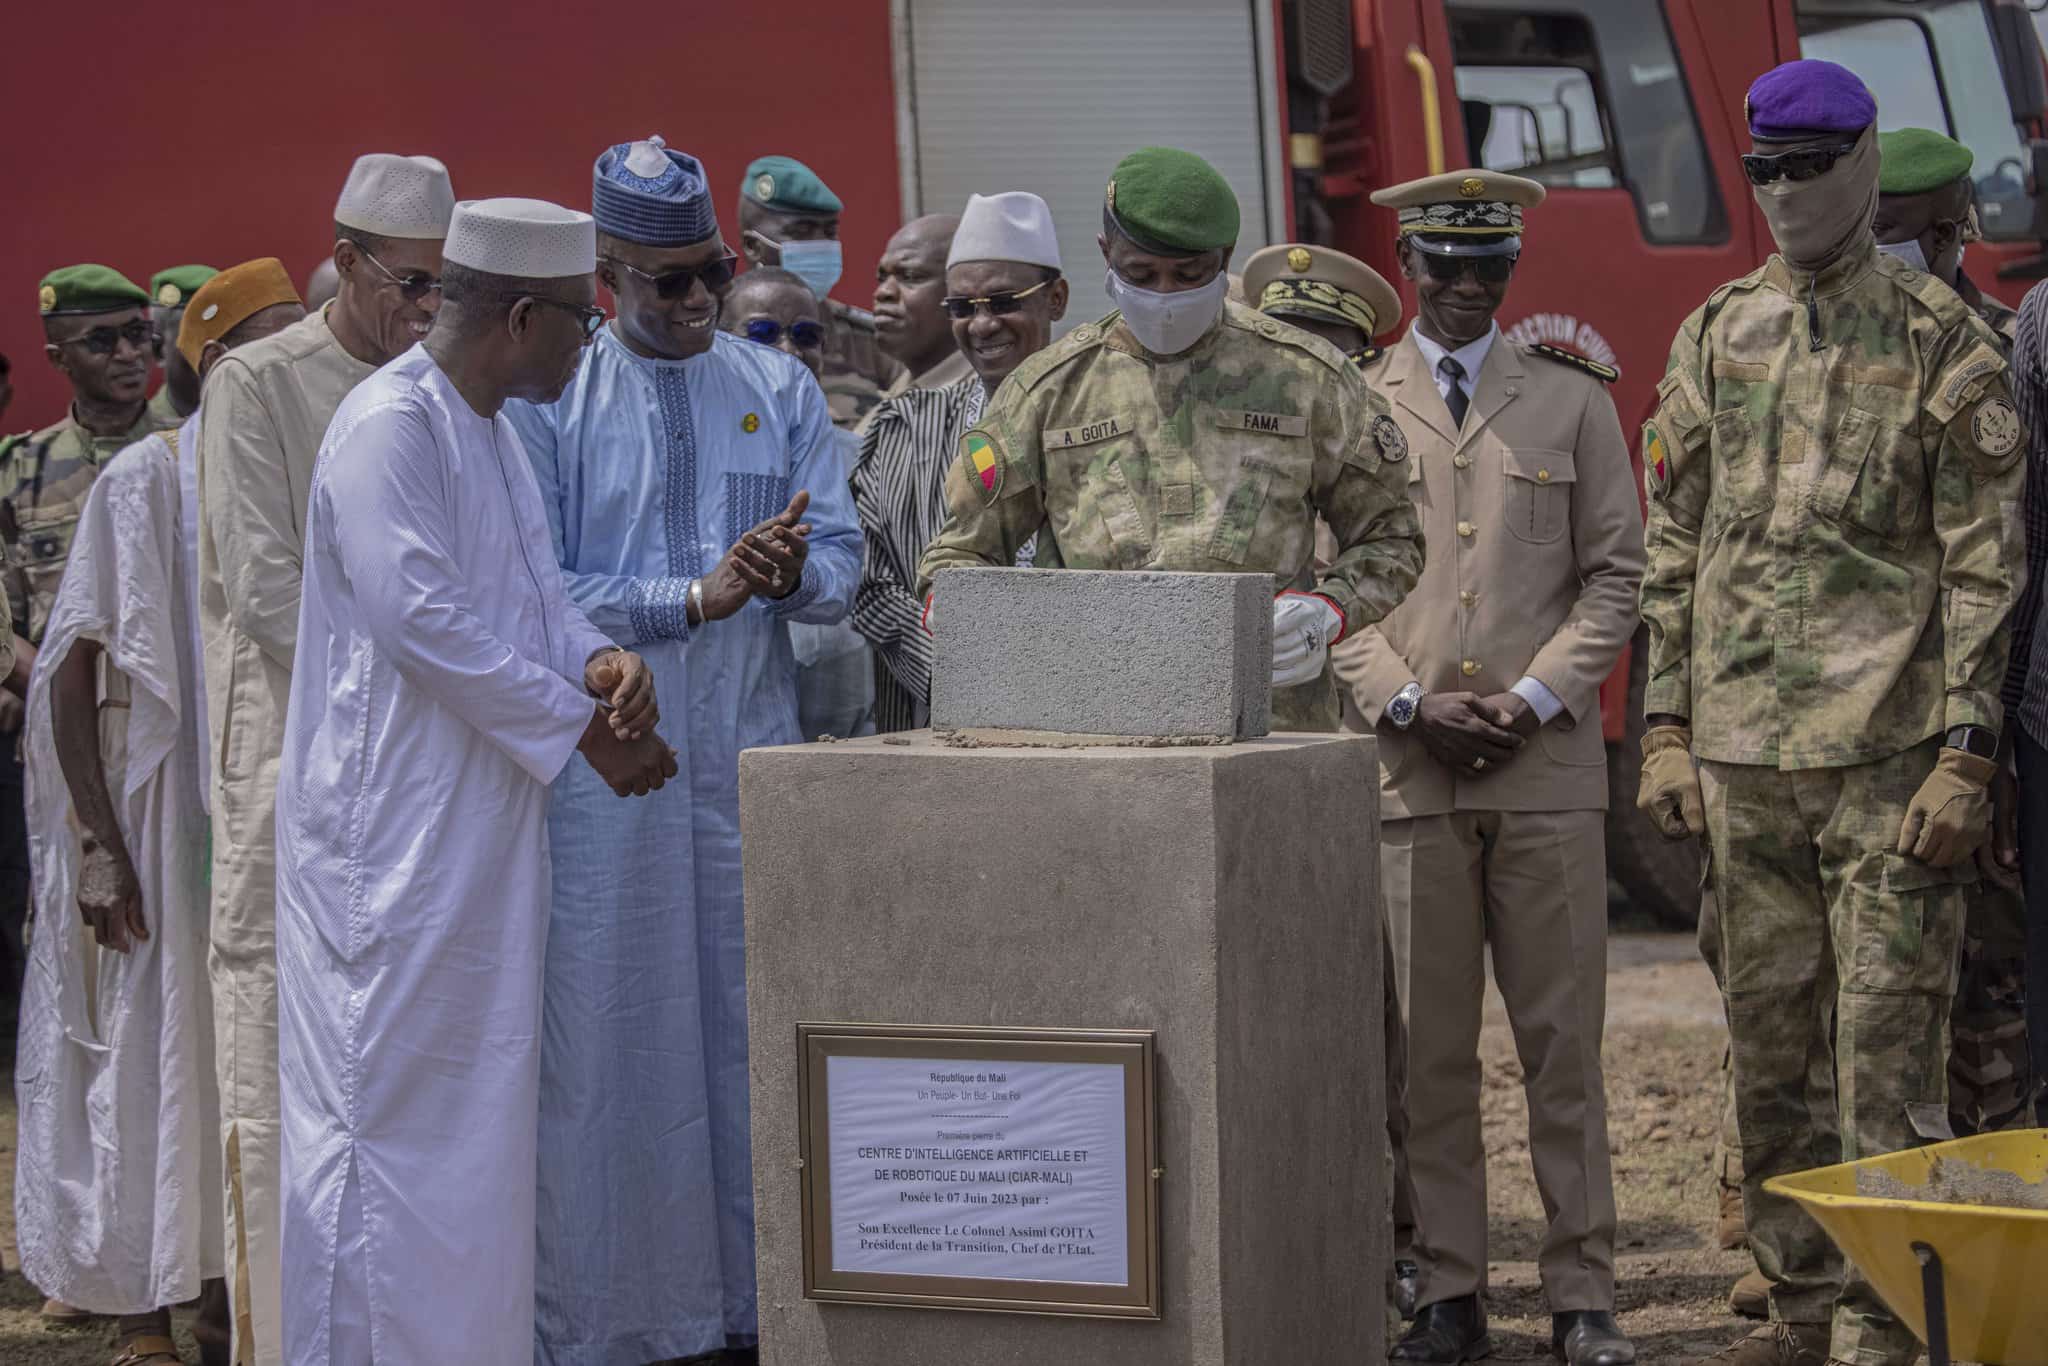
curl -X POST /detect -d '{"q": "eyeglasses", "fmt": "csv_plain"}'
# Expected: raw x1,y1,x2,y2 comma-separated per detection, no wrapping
941,276,1057,320
1417,252,1517,285
59,320,160,355
1740,142,1859,186
358,246,443,303
522,296,609,342
742,318,826,349
604,252,740,300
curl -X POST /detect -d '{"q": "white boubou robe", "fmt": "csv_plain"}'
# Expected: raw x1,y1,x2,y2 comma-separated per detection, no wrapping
14,416,223,1311
274,347,612,1363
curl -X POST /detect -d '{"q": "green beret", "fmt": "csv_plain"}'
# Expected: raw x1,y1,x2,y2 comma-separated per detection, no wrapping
148,264,218,310
39,264,150,317
1878,127,1973,196
1105,146,1240,254
741,156,843,216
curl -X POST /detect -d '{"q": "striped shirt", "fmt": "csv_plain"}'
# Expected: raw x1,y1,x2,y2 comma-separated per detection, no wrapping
2006,282,2048,746
850,376,987,732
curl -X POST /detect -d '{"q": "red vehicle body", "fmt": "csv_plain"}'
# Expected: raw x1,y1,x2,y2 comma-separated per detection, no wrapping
4,0,2040,919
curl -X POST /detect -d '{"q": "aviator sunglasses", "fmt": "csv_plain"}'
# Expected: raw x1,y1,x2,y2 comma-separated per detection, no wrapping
522,295,610,341
1417,252,1518,285
941,276,1058,320
742,318,826,348
1740,142,1858,186
59,319,160,355
358,246,443,303
605,252,741,299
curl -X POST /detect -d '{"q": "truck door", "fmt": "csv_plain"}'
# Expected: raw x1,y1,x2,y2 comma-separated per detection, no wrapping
1354,0,1776,433
892,0,1289,327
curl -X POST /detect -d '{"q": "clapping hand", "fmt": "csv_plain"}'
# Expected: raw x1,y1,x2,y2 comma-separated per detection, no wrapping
730,490,812,600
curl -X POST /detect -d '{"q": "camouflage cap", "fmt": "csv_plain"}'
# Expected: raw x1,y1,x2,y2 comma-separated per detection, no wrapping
1878,127,1974,197
741,156,843,217
149,264,218,310
39,264,150,317
1105,147,1240,254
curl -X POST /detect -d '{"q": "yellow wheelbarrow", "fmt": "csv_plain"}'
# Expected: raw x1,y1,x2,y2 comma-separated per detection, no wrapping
1766,1130,2048,1366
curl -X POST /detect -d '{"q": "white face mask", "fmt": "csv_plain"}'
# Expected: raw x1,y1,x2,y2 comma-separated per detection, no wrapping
769,237,844,299
1875,237,1929,272
1104,268,1228,355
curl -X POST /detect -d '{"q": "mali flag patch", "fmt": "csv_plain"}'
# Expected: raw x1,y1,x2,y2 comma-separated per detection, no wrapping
1643,421,1669,495
965,431,1001,499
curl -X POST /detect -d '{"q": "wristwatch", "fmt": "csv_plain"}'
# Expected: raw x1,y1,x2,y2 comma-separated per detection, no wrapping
1387,681,1425,730
1943,724,1999,759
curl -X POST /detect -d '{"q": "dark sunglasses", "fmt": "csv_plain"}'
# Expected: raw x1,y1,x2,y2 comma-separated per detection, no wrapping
742,318,826,349
605,252,740,300
1740,142,1859,186
941,276,1057,320
60,320,159,355
1418,252,1517,285
359,246,443,303
522,296,609,341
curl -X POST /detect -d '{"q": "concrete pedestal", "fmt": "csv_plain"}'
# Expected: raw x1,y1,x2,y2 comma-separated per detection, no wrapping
741,731,1385,1365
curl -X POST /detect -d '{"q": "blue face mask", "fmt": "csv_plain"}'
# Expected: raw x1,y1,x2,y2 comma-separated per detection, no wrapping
777,238,844,299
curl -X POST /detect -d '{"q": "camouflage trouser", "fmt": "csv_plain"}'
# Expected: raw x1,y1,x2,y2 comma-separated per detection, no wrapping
1948,876,2033,1135
1701,738,1969,1366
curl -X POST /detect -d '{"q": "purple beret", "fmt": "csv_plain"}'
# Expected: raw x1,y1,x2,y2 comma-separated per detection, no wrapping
1746,59,1876,139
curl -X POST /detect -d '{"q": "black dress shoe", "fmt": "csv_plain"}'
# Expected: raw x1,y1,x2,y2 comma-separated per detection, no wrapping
1390,1294,1489,1363
1552,1310,1635,1366
1393,1258,1422,1318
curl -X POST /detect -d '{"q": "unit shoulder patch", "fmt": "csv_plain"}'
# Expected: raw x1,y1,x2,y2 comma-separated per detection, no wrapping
1372,413,1408,462
1527,343,1619,383
963,429,1004,503
1968,394,2021,464
1643,420,1671,495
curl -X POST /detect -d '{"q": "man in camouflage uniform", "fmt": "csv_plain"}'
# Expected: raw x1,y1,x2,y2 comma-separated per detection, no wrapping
736,154,902,429
145,264,218,428
1638,62,2024,1366
917,147,1423,730
2,266,178,651
1875,126,2032,1135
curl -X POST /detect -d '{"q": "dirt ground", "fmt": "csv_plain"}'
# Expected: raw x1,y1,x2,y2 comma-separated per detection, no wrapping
0,932,1751,1364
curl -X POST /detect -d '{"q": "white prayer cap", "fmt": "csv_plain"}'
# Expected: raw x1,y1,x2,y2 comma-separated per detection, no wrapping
334,154,456,239
946,192,1062,272
443,198,597,279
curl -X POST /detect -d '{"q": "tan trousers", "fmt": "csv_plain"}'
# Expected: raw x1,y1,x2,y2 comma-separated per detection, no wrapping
211,949,281,1364
1384,808,1617,1309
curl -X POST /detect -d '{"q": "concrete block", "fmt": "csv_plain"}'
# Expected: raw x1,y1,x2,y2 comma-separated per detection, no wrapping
929,568,1273,740
742,731,1384,1365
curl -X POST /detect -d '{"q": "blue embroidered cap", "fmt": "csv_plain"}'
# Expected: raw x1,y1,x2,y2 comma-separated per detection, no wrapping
592,135,719,246
1745,59,1876,140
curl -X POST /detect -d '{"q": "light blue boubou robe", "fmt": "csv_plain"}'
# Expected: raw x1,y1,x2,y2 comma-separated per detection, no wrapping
508,327,860,1365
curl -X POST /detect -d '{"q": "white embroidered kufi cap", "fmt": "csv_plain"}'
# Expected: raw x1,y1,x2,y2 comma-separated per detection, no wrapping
334,154,456,239
443,198,596,278
946,191,1063,271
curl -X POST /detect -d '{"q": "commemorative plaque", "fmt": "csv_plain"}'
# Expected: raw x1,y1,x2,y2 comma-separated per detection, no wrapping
796,1023,1160,1318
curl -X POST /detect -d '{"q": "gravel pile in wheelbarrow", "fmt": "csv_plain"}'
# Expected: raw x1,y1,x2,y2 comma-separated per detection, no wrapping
1856,1155,2048,1211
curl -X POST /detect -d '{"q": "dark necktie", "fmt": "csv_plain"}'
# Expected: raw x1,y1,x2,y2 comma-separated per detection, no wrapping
1439,355,1469,430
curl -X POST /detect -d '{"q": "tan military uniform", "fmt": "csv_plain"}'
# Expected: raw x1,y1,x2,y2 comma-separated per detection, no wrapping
195,304,374,1366
1330,326,1643,1309
918,298,1425,730
820,298,903,431
0,404,172,644
1643,241,2022,1362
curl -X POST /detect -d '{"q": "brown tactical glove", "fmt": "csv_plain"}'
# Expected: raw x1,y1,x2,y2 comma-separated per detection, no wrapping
1637,725,1705,840
1897,747,1998,868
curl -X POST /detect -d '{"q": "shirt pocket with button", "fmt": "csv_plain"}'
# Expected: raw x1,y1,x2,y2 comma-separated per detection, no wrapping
14,509,79,641
1707,364,1777,523
1501,448,1575,545
1813,407,1926,549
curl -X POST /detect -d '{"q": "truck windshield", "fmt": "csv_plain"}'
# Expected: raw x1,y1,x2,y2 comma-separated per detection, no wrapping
1798,0,2033,239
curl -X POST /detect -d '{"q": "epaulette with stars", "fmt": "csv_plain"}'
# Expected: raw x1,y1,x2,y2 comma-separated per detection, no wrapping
1526,343,1619,383
1348,345,1385,368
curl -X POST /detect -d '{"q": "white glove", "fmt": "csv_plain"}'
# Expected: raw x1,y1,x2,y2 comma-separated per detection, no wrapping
1271,592,1343,688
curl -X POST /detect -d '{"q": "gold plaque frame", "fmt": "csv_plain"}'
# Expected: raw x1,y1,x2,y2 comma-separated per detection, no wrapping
796,1022,1161,1319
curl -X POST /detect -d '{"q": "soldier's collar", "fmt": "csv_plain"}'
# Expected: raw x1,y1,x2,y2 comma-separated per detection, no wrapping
1765,236,1877,297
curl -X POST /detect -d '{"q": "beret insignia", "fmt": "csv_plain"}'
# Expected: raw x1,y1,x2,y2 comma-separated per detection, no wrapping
157,283,182,307
1105,178,1116,212
1286,247,1312,272
38,285,56,314
754,173,775,202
